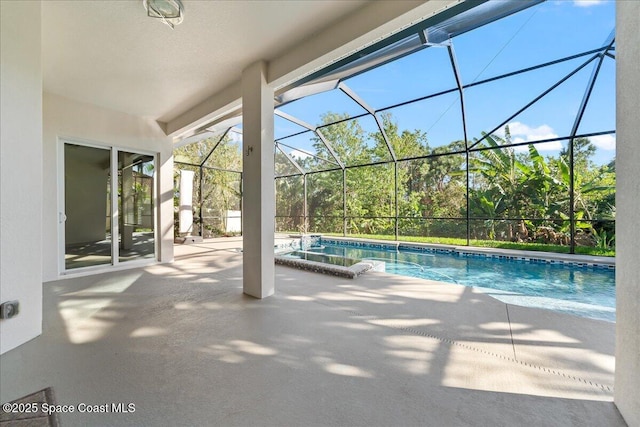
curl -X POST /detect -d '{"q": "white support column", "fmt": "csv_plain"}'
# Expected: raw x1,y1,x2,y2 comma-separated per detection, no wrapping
179,169,195,235
241,61,275,299
615,2,640,426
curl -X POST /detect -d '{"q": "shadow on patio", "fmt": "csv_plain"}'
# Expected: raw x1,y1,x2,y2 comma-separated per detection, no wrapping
0,240,625,426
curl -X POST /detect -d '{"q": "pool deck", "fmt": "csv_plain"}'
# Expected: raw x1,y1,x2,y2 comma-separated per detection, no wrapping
0,237,623,426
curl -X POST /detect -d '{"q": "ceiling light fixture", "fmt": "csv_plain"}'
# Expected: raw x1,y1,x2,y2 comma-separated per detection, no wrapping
143,0,184,29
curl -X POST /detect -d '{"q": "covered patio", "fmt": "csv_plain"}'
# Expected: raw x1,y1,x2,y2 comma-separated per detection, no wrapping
1,1,639,426
0,239,624,426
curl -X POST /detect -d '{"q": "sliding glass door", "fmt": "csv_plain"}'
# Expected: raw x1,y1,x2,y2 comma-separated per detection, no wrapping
62,141,156,271
118,151,155,263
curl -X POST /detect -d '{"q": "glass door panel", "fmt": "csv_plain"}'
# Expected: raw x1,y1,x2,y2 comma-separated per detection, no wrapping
118,151,155,263
64,143,112,269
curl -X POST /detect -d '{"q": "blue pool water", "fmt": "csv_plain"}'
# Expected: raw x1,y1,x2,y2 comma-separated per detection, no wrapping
308,243,615,322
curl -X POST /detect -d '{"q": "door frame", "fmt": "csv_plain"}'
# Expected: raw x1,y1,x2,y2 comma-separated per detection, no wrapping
58,137,158,276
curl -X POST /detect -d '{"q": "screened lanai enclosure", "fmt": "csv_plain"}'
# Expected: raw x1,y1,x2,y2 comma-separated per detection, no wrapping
174,0,616,256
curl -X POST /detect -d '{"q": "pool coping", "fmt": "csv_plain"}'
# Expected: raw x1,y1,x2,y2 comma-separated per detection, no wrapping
315,235,615,269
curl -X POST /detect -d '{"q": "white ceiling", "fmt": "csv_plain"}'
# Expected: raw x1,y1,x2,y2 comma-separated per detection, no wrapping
41,1,457,135
42,1,367,122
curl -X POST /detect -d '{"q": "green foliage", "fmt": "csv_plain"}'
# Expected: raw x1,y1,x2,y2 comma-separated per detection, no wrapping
592,228,615,250
173,111,616,256
467,132,614,246
174,135,241,237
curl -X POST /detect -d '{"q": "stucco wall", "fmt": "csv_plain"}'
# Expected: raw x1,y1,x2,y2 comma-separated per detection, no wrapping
0,1,43,354
42,92,174,282
615,2,640,426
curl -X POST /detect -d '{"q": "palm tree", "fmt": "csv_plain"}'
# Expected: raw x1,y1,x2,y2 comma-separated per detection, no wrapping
469,134,537,240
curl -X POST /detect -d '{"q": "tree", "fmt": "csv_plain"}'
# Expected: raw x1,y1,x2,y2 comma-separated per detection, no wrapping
174,135,242,236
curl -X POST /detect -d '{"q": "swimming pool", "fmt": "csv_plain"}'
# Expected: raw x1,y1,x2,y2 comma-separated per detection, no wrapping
297,240,615,322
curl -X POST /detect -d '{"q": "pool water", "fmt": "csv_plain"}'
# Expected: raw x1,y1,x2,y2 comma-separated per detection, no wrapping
314,243,616,322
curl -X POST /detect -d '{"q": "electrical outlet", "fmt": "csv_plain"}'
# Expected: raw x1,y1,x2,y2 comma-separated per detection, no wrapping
0,300,19,319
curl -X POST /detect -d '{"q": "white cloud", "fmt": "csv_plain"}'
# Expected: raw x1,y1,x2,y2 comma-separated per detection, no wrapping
289,149,311,160
590,134,616,150
573,0,604,7
228,129,243,143
532,141,564,151
507,122,558,141
511,140,563,153
494,122,562,152
493,123,615,154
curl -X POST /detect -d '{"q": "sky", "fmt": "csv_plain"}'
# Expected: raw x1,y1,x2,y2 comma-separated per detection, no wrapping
274,0,616,166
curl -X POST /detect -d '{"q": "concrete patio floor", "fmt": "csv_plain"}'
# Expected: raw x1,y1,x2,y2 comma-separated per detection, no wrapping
0,239,625,426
